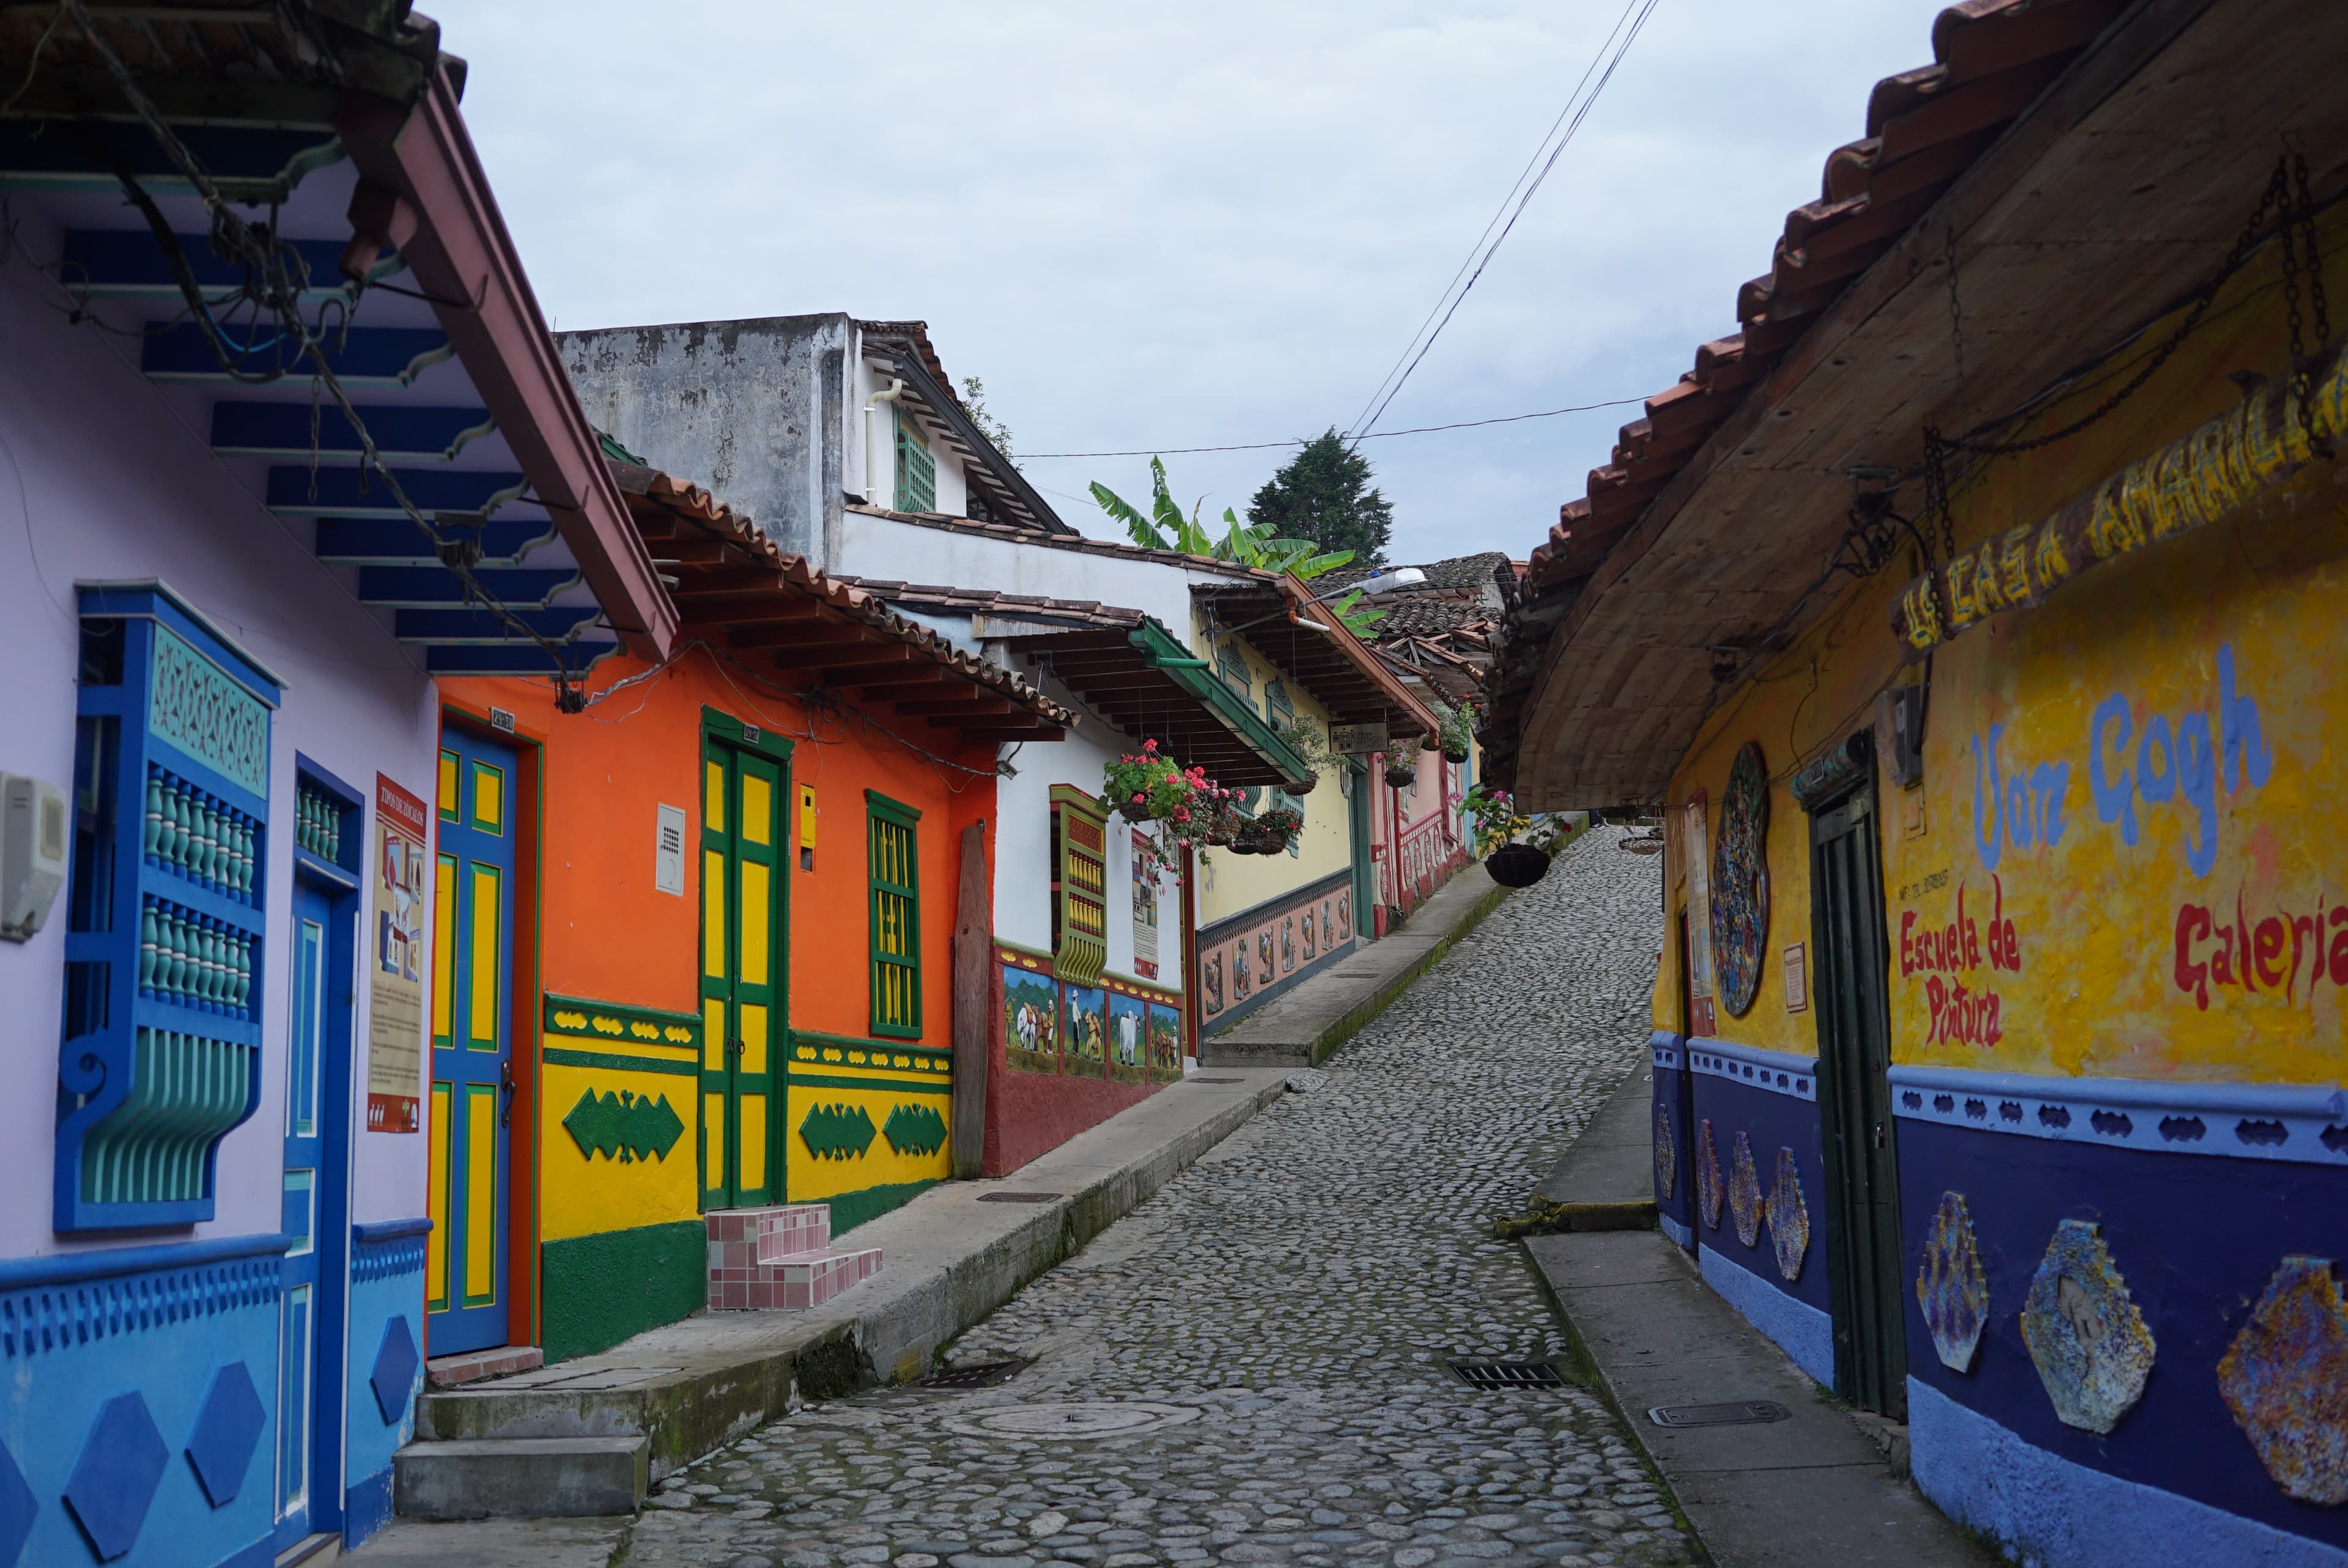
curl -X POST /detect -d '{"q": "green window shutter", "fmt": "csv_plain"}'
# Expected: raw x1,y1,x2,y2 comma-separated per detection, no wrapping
1263,679,1293,732
866,790,923,1039
895,412,937,514
1048,785,1107,987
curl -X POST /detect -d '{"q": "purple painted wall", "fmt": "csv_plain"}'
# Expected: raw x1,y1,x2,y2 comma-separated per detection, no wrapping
0,242,438,1256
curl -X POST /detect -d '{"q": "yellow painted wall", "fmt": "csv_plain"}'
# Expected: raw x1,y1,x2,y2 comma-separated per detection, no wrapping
1650,218,2348,1089
1192,624,1353,925
539,1059,698,1242
783,1036,953,1203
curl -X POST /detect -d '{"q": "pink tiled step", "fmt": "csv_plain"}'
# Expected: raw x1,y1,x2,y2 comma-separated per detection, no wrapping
704,1204,883,1312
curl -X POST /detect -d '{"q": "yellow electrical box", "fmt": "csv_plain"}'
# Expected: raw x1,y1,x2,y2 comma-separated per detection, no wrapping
799,783,818,867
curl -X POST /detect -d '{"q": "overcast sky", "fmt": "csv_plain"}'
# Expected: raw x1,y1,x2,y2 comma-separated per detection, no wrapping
455,2,1944,568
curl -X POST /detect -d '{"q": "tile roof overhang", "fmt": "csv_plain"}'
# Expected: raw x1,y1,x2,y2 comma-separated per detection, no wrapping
1192,577,1447,742
846,502,1270,576
613,463,1074,743
0,3,677,674
827,577,1312,789
856,322,1073,536
1485,0,2348,807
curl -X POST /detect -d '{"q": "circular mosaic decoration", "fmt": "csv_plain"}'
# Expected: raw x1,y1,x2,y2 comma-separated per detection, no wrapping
1727,1132,1764,1250
1709,742,1771,1018
1766,1147,1809,1284
1696,1119,1723,1230
942,1402,1202,1440
1653,1098,1677,1203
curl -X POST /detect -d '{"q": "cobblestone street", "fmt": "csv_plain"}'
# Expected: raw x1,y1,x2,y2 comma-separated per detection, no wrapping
620,827,1686,1568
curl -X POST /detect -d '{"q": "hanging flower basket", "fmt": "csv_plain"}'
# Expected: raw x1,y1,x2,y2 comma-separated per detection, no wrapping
1485,842,1552,888
1384,763,1418,789
1202,799,1244,847
1257,805,1303,851
1104,742,1205,826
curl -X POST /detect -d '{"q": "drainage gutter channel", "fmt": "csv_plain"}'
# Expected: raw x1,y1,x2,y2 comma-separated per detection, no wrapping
404,1067,1294,1514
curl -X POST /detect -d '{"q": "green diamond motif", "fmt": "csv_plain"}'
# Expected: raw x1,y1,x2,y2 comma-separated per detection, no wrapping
882,1103,947,1157
800,1102,877,1161
562,1088,685,1163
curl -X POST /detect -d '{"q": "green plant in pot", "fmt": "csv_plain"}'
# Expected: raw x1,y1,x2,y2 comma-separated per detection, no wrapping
1382,740,1419,790
1438,701,1476,765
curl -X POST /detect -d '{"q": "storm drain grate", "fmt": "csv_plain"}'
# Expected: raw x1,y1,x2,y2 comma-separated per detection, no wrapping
1447,1360,1567,1390
918,1357,1029,1389
976,1191,1064,1204
1188,1077,1244,1084
1647,1401,1791,1427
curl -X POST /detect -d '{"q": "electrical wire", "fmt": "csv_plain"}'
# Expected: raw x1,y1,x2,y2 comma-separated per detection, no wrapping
1348,0,1660,446
1343,0,1645,442
1016,396,1650,460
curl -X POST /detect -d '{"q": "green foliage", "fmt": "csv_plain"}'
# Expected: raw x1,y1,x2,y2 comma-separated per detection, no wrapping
1247,428,1394,567
1090,457,1384,633
799,1102,878,1161
960,375,1014,462
882,1102,948,1158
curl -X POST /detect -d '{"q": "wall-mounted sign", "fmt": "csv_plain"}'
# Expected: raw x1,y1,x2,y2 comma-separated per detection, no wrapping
367,773,429,1132
1331,723,1389,755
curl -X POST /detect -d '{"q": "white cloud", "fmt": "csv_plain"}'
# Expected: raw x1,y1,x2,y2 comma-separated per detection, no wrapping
452,1,1945,563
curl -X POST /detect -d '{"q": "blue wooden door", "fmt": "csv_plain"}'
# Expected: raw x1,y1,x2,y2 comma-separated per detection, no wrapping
279,864,352,1548
427,729,517,1355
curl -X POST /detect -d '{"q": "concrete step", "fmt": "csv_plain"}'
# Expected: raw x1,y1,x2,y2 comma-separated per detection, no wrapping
393,1435,647,1519
427,1343,544,1388
273,1533,339,1567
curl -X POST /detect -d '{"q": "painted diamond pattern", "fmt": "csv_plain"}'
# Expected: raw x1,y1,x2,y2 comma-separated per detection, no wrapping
2217,1255,2348,1504
371,1314,421,1425
1696,1119,1722,1230
183,1361,265,1507
1765,1146,1808,1283
2021,1219,2156,1435
1916,1191,1990,1374
800,1102,878,1161
63,1391,168,1562
0,1437,34,1568
1727,1131,1763,1249
882,1102,947,1158
1652,1097,1677,1203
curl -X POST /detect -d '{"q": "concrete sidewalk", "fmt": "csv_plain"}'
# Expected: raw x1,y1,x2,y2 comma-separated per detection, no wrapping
394,1066,1296,1521
1200,864,1511,1067
1524,1072,1993,1567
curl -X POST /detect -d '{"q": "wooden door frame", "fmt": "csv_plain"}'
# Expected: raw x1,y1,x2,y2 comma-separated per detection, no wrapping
1805,743,1907,1416
436,703,544,1353
698,709,793,1210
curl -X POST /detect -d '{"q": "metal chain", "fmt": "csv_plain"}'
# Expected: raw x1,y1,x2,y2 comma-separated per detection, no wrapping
1955,156,2297,459
1943,226,1971,439
1921,428,1952,567
2286,150,2333,455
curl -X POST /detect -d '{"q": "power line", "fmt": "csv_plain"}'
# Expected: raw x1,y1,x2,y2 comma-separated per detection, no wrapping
1348,0,1661,446
1017,396,1648,460
1343,0,1645,441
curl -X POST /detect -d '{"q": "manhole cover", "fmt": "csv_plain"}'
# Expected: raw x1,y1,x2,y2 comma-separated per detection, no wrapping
1448,1360,1566,1390
918,1358,1028,1389
1188,1077,1243,1084
943,1402,1202,1439
1647,1401,1791,1427
976,1192,1064,1204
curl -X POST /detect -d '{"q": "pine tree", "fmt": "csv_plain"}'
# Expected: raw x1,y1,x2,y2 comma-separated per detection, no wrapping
1246,429,1393,566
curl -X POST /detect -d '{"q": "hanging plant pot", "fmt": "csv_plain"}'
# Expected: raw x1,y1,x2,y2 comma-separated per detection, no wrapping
1485,842,1552,888
1441,743,1470,764
1287,770,1318,795
1116,799,1161,822
1384,765,1418,789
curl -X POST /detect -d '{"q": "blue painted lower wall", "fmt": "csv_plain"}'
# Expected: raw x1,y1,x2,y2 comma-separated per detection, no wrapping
0,1235,286,1568
1650,1034,1695,1250
1910,1379,2347,1568
344,1222,426,1550
1700,1245,1835,1386
1897,1115,2347,1555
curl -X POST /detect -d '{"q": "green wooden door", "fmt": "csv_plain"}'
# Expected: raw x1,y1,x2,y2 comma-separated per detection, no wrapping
699,735,787,1210
1809,762,1908,1417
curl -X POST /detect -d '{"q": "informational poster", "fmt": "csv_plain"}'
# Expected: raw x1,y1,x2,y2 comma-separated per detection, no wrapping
1130,825,1159,979
367,773,428,1132
1684,790,1716,1036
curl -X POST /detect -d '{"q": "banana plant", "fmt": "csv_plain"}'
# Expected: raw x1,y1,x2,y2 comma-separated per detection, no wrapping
1091,458,1387,633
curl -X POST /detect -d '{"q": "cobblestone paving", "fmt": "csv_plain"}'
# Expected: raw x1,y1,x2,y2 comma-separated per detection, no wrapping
624,826,1681,1568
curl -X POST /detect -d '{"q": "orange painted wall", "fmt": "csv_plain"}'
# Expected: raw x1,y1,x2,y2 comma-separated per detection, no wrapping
445,649,991,1048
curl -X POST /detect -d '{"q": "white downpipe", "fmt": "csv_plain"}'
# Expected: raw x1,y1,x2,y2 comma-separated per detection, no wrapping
862,377,904,504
